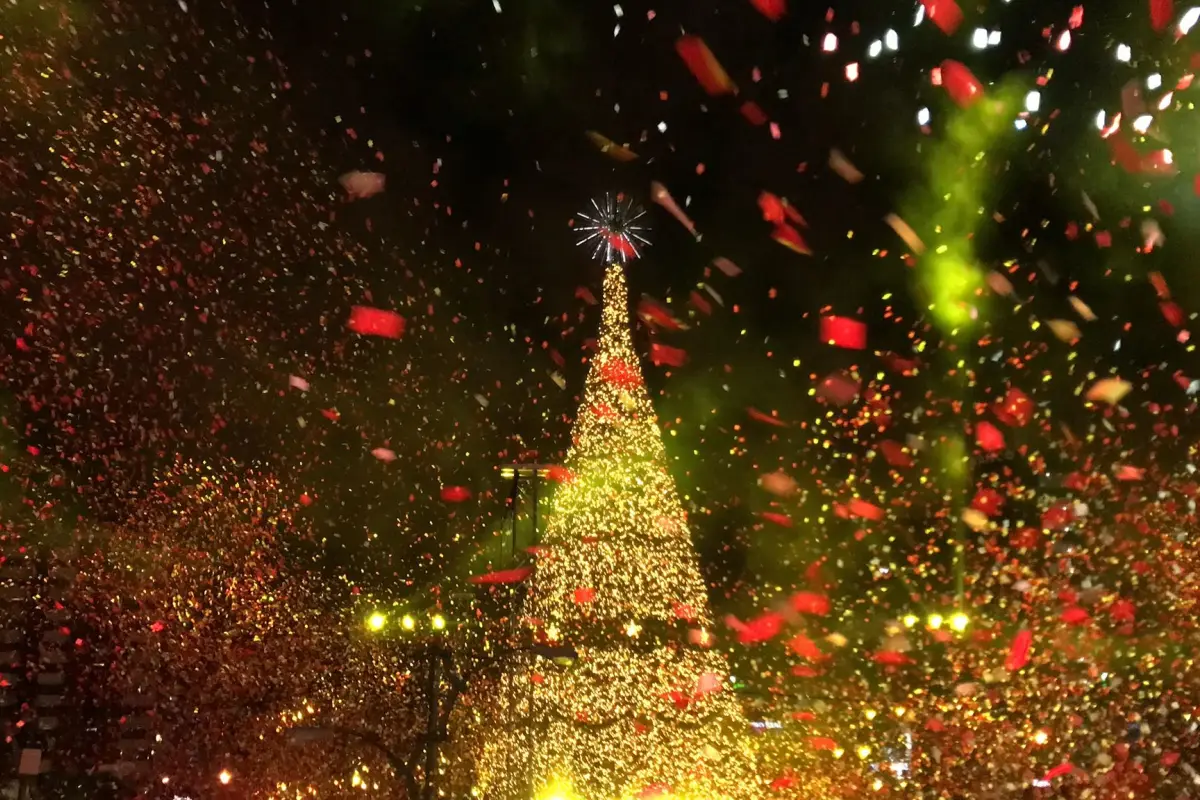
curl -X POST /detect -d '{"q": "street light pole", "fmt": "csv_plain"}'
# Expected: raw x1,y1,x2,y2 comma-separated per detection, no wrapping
422,652,439,800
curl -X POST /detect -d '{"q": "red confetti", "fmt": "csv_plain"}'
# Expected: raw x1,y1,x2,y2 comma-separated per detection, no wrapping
469,567,533,585
789,592,830,616
820,316,867,350
940,59,984,107
749,0,785,20
975,420,1006,453
649,343,688,368
348,306,405,338
740,101,769,126
1150,0,1173,31
675,36,736,96
921,0,963,34
1005,629,1033,671
440,486,472,503
772,223,811,255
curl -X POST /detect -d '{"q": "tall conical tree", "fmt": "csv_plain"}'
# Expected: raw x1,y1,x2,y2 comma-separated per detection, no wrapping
477,264,761,800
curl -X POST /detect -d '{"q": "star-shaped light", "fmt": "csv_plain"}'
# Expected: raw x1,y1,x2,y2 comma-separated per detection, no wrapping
575,193,651,263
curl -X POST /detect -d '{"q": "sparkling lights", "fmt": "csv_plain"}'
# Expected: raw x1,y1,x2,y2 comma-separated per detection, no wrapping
475,264,762,800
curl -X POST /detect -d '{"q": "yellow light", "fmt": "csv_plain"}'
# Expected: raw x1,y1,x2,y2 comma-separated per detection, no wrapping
894,706,906,718
950,612,969,632
864,709,877,720
218,770,232,785
367,612,387,632
1033,729,1049,745
833,748,845,759
473,265,761,800
401,614,416,631
431,614,446,631
352,770,363,788
902,614,919,628
927,613,944,629
857,745,872,760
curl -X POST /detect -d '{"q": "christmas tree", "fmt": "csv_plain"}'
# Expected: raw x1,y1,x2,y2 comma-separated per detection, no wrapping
476,264,761,800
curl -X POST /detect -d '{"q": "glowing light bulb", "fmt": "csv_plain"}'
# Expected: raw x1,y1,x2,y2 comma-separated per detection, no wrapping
1033,729,1049,745
857,745,872,759
431,614,447,631
401,614,416,631
367,612,386,632
902,614,919,628
927,613,944,630
218,770,232,785
1116,43,1131,62
950,612,969,632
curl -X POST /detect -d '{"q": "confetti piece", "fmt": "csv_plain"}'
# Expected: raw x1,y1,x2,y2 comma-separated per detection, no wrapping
884,214,926,253
939,60,984,107
339,170,386,199
828,149,864,183
1086,377,1132,405
650,181,701,239
713,257,742,277
975,420,1005,453
748,0,785,21
1068,296,1097,321
288,375,311,391
920,0,963,34
759,471,799,497
649,343,688,367
585,131,639,162
371,447,397,462
1005,629,1033,671
747,408,788,427
440,485,473,503
986,271,1015,297
739,102,768,126
1150,0,1174,31
469,567,533,585
789,592,830,615
1046,319,1081,343
820,316,867,349
348,306,406,338
772,223,811,255
675,36,737,96
815,371,861,406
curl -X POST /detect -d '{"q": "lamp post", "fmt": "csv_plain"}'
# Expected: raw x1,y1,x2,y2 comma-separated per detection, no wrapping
288,612,576,799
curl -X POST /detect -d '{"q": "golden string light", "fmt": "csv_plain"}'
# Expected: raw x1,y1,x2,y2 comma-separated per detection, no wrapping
476,265,763,800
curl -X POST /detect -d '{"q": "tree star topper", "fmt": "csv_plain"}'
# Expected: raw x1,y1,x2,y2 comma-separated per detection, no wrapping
575,193,651,263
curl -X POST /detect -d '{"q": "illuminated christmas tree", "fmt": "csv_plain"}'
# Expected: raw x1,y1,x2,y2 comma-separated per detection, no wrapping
476,263,762,800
